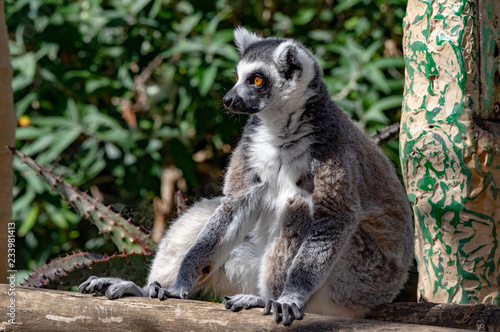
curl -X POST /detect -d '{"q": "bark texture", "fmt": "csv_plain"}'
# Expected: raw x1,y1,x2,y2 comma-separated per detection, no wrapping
368,301,500,331
401,0,500,304
0,0,16,283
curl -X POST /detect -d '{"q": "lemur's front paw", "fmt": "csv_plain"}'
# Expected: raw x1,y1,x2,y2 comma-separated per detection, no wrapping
104,282,134,300
148,281,169,301
263,299,303,326
224,294,266,311
79,276,109,295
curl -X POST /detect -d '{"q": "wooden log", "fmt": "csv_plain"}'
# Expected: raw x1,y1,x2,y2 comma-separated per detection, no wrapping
0,285,468,332
367,301,500,331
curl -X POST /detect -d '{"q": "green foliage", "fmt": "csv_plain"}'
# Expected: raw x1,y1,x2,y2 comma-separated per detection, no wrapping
10,146,157,254
7,0,408,273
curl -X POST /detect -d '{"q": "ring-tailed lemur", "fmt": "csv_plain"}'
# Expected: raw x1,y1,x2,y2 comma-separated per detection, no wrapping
79,27,413,326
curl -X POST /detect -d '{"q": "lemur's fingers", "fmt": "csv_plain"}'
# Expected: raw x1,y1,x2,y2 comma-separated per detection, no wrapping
280,303,302,326
224,296,235,310
272,301,282,324
158,287,168,301
80,276,113,295
78,276,98,294
262,299,301,326
281,303,292,326
262,299,273,315
149,281,168,301
291,303,303,320
148,282,159,298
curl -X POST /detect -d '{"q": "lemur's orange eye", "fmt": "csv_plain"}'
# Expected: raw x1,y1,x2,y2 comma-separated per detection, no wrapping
254,76,263,86
235,74,238,81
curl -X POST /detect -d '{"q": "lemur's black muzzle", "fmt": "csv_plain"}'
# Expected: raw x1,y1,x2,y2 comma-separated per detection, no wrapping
222,90,237,109
223,89,262,114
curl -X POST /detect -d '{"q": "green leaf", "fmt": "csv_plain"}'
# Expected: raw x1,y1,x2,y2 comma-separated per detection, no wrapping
44,203,69,230
335,0,364,13
38,67,58,83
130,0,151,15
161,41,205,58
12,52,36,92
363,95,403,124
212,44,239,62
294,9,315,26
66,99,80,124
16,127,52,140
176,12,202,38
146,138,163,152
363,66,391,94
15,92,38,117
308,30,333,42
213,29,235,44
12,186,36,221
344,17,359,29
18,203,39,237
198,66,218,96
176,87,192,115
30,117,73,128
78,141,100,169
37,127,82,165
86,158,106,179
118,64,135,90
21,134,56,156
85,78,113,94
176,1,194,14
360,40,383,63
370,57,405,69
206,14,220,36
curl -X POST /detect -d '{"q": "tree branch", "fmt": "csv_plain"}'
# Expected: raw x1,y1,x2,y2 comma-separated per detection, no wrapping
369,122,400,145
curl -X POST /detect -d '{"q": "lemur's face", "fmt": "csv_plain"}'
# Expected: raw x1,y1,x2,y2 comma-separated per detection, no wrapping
223,28,316,115
222,59,274,114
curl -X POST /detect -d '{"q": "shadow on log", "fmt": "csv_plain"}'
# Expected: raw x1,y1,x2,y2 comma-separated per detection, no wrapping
1,285,494,331
367,302,500,331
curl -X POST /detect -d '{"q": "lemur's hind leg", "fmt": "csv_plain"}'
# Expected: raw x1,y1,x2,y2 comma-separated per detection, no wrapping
149,196,261,298
146,198,222,290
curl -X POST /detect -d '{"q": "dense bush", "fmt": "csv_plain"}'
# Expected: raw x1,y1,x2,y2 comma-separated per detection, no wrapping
7,0,408,276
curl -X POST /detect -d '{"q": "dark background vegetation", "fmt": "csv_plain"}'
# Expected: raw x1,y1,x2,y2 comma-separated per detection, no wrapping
7,0,409,286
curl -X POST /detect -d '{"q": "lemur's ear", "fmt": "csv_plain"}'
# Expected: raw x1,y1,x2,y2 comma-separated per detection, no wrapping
234,27,262,54
274,42,304,80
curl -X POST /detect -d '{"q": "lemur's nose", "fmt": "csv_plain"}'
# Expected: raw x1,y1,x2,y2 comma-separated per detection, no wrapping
222,96,233,108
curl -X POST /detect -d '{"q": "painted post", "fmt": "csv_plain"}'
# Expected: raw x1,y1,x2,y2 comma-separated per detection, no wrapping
401,0,500,304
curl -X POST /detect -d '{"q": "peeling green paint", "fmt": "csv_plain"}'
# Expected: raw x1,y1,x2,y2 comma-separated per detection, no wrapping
401,0,500,304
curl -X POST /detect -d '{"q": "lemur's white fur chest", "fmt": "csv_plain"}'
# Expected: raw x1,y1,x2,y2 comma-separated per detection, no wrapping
247,112,314,241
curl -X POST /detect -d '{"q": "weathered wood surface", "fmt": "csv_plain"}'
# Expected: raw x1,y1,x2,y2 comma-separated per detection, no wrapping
0,285,468,332
368,302,500,331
